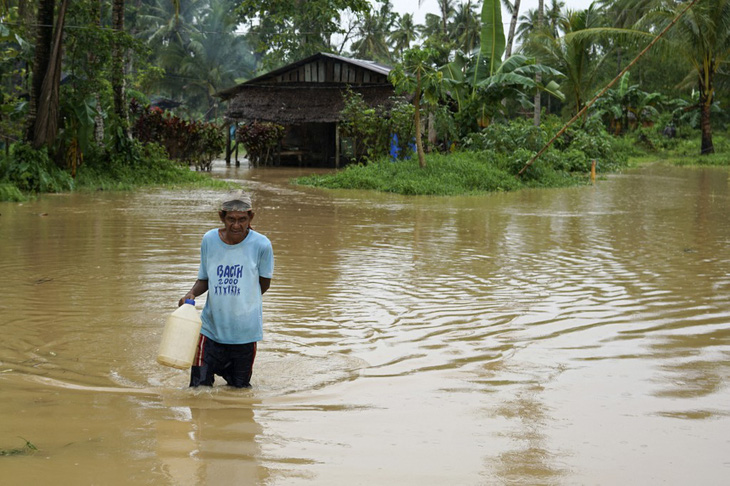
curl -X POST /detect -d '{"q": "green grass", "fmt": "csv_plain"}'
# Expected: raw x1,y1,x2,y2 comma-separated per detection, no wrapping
74,158,230,192
0,142,230,201
296,151,589,196
624,131,730,168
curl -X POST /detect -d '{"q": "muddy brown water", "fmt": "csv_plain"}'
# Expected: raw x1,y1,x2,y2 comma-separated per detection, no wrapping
1,162,729,485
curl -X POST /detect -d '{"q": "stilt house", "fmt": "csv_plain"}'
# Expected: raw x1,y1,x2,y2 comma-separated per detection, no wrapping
216,52,396,167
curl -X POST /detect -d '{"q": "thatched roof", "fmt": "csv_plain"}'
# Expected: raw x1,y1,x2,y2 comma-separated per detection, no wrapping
217,52,401,124
225,84,398,124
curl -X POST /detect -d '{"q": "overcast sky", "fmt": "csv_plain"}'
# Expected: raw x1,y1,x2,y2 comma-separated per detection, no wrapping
386,0,596,26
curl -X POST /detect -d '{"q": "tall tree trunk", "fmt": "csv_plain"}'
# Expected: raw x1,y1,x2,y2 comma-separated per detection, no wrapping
112,0,129,137
699,68,714,155
505,0,521,58
414,70,426,168
33,0,69,149
428,111,438,148
91,0,105,145
440,0,448,36
25,0,55,142
533,0,544,126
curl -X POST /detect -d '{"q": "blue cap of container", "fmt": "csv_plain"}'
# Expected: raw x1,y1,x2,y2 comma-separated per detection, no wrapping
184,299,195,305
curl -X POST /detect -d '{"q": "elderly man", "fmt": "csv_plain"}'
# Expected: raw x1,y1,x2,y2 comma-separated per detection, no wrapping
180,190,274,388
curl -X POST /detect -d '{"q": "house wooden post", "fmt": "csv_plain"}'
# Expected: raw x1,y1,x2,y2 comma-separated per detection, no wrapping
235,122,240,167
225,122,232,165
335,122,340,169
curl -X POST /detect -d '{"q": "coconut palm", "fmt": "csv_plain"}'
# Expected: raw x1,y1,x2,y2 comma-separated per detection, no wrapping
451,1,480,54
390,13,419,59
644,0,730,154
505,0,522,57
437,0,457,36
136,0,206,48
527,4,609,116
350,0,396,63
175,0,256,119
516,0,564,44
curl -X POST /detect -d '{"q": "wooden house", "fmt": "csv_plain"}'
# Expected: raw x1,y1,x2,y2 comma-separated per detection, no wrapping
216,52,397,167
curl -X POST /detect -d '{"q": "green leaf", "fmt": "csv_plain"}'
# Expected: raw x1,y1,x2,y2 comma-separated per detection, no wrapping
480,0,505,76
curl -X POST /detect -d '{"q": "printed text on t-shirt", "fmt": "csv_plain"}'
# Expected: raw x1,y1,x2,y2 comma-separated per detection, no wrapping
214,264,242,296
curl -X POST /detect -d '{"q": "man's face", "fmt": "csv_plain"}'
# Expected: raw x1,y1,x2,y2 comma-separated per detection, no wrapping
221,211,253,236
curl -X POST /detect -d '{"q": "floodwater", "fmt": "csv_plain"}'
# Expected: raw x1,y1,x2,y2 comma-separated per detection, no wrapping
1,162,729,485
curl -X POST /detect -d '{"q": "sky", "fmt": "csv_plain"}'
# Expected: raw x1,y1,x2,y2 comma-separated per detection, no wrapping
387,0,595,26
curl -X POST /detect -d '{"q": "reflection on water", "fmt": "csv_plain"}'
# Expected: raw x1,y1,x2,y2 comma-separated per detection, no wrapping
1,163,729,485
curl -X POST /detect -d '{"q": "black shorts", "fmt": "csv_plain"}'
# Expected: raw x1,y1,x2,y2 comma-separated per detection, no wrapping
189,335,257,388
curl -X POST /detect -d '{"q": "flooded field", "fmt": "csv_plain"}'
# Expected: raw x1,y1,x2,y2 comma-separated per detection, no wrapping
1,162,729,485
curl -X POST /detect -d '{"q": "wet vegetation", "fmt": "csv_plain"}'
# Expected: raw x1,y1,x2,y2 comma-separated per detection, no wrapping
0,438,37,456
1,0,729,200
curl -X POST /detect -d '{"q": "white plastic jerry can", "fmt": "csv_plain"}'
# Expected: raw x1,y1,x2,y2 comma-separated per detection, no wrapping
157,299,203,369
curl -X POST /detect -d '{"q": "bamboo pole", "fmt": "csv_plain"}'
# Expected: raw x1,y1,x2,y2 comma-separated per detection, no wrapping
517,0,701,177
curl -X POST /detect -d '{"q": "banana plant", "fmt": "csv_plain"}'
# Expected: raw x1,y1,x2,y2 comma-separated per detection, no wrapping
592,72,662,135
439,0,565,128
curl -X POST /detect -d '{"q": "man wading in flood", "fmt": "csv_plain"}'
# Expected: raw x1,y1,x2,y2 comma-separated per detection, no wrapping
179,190,274,388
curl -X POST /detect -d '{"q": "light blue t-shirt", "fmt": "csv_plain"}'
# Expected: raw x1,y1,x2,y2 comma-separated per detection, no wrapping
197,228,274,344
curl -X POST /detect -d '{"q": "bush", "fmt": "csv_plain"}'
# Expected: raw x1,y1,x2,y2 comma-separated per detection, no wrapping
462,116,629,174
0,182,25,202
235,121,284,167
75,140,227,190
339,89,415,163
130,101,225,170
1,143,74,193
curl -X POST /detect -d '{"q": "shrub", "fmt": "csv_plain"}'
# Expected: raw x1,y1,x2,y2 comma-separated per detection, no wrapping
235,121,285,167
0,182,25,202
75,139,225,190
130,101,225,170
1,143,74,193
462,116,628,174
339,89,415,163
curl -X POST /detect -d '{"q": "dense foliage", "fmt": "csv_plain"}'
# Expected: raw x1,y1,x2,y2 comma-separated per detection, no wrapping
131,101,226,170
0,0,728,201
235,121,285,167
296,149,588,196
339,88,415,162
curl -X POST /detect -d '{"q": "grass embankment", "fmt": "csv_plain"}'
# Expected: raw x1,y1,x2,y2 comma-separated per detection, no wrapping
298,130,730,196
0,142,230,202
296,151,590,196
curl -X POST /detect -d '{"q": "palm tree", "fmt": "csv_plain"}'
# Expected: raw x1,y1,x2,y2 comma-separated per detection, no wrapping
597,0,654,74
645,0,730,154
136,0,205,48
517,0,564,44
177,0,256,119
350,0,396,63
505,0,522,58
534,0,544,125
437,0,457,36
451,1,480,54
390,13,419,59
528,4,609,116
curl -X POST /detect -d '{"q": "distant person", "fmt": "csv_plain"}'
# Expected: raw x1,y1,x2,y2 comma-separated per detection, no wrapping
179,190,274,388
